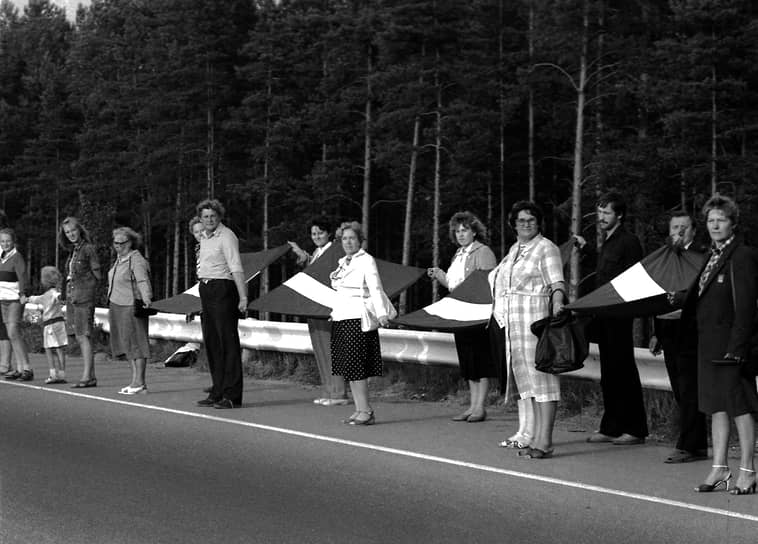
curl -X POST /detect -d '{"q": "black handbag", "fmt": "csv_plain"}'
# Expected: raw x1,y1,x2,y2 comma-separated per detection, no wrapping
531,311,590,374
129,256,158,318
133,298,158,318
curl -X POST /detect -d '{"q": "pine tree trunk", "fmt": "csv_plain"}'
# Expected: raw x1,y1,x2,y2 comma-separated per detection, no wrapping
206,60,215,200
431,53,442,303
361,46,373,242
172,183,181,296
400,113,421,314
711,63,717,195
527,0,535,203
259,66,273,320
569,0,589,302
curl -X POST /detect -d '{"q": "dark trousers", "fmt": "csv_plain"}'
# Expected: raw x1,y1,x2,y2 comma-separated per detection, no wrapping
597,317,648,438
657,319,707,452
200,279,243,404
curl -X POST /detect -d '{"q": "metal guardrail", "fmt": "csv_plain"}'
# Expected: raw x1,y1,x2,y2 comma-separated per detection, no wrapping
93,308,673,392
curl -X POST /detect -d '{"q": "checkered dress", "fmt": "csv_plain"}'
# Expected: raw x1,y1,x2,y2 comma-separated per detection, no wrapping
490,235,564,402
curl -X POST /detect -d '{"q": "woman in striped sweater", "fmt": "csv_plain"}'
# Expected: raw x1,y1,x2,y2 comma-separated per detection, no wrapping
0,228,32,381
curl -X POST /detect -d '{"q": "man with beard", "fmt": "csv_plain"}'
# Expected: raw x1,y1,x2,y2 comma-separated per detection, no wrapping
574,192,647,445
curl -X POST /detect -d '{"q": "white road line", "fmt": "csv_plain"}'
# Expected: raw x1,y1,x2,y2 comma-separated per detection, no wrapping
4,381,758,523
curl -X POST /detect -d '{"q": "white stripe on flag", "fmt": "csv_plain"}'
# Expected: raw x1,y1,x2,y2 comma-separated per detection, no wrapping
284,273,340,309
610,262,665,302
186,283,200,297
423,298,492,322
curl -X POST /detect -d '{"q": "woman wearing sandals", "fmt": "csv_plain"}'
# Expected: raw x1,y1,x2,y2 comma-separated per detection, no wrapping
107,227,153,395
329,221,393,426
489,201,565,459
427,211,497,422
59,217,102,388
676,195,757,496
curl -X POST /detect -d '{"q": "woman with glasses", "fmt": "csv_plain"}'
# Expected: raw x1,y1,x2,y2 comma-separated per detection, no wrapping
107,227,153,394
427,211,497,422
489,201,565,459
58,217,101,388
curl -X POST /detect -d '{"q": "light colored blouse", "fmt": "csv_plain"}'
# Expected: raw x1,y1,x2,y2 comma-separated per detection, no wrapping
329,249,388,322
108,250,152,306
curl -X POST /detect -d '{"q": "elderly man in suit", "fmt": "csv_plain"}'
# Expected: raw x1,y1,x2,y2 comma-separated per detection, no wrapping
575,192,647,445
649,212,708,463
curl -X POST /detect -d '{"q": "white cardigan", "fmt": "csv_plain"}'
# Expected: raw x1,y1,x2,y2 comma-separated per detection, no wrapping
329,249,388,322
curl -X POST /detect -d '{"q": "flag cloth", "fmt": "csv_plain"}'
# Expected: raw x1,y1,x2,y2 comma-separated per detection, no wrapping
565,244,705,318
391,269,493,331
151,244,291,315
248,243,426,318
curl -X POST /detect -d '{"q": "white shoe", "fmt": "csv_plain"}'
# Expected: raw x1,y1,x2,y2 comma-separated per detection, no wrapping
119,385,148,395
322,398,349,406
313,398,328,405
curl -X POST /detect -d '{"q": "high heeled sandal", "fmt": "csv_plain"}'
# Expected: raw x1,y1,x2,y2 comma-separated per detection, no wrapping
694,465,732,492
518,447,554,459
729,467,757,496
498,433,532,449
349,410,375,426
452,410,473,422
342,411,360,424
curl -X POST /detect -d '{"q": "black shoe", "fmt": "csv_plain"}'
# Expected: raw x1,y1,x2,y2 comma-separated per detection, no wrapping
213,398,239,409
197,396,219,407
19,369,34,382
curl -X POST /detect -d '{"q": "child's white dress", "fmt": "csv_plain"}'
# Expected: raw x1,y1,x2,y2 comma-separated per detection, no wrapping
27,288,68,349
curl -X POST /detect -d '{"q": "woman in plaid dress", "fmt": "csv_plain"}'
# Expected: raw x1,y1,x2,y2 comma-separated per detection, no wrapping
489,201,566,459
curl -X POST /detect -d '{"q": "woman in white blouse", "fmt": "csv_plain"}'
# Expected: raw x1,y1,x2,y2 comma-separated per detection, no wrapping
329,221,392,425
428,211,497,422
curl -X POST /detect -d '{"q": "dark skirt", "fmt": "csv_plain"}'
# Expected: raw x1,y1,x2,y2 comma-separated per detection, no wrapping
454,325,497,381
697,358,758,416
109,303,150,360
330,318,382,381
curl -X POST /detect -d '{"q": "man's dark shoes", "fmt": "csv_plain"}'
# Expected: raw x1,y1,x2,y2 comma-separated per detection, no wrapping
213,398,239,409
197,396,219,407
665,449,708,464
612,433,645,446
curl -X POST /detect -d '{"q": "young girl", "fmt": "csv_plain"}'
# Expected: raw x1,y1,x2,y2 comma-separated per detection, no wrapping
0,228,32,381
27,266,67,384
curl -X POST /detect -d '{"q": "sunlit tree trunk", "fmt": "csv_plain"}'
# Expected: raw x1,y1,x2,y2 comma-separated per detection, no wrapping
569,0,589,302
361,46,373,242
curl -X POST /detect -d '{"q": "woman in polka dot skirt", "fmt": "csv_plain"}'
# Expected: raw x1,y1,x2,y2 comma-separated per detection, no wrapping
329,221,393,426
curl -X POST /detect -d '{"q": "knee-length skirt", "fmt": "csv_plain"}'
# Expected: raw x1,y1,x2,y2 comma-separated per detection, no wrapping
109,303,150,360
330,318,382,381
454,326,497,380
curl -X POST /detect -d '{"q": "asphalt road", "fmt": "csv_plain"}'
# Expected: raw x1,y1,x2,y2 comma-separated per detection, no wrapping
0,356,756,543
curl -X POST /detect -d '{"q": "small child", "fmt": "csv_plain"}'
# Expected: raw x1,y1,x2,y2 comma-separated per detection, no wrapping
27,266,67,384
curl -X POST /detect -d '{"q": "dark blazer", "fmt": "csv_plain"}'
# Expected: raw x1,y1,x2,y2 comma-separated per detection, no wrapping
680,238,758,360
594,226,643,287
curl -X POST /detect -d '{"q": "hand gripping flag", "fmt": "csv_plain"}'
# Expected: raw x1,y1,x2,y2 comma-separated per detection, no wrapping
151,244,291,315
248,243,426,318
565,244,705,318
391,269,493,331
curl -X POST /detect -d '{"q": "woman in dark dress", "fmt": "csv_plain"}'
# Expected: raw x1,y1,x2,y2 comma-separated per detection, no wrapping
427,212,497,422
679,195,758,496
